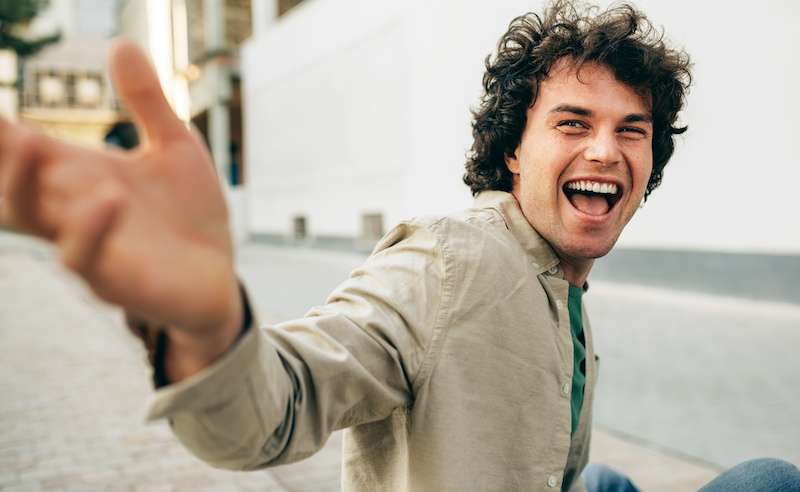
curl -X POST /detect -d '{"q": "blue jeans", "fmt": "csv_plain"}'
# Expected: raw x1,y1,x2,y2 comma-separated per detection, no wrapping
582,458,800,492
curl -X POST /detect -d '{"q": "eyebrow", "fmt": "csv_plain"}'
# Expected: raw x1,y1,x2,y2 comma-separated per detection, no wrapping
622,113,652,124
549,104,652,124
549,104,592,117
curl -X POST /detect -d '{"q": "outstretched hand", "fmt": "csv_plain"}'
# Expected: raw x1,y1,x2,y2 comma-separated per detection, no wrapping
0,40,242,359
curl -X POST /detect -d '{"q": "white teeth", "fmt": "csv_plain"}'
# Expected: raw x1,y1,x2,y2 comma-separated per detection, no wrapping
565,180,619,195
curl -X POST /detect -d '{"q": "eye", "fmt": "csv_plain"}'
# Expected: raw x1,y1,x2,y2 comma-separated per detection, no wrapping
618,126,649,140
557,120,589,133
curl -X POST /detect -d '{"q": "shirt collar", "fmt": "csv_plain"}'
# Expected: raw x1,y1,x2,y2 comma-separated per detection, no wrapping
473,191,560,274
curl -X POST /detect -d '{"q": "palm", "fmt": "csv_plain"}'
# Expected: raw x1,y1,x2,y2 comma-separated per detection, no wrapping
93,135,235,332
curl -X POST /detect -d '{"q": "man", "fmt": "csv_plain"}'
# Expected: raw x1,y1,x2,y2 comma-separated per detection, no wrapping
1,2,798,491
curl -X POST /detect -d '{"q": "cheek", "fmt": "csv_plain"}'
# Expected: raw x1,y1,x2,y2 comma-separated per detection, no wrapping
520,148,561,184
629,147,654,191
518,160,550,197
516,135,569,201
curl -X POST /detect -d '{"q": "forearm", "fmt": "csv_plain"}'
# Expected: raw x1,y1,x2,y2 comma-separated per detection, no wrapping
147,326,296,471
136,223,440,469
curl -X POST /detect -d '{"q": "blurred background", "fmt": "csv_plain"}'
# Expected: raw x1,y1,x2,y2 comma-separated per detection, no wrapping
1,0,798,299
0,1,798,491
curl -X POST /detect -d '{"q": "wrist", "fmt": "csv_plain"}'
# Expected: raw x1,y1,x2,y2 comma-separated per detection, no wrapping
163,280,247,383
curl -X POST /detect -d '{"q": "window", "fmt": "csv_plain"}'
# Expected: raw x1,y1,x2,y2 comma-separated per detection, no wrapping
361,213,384,241
293,216,308,240
28,70,105,109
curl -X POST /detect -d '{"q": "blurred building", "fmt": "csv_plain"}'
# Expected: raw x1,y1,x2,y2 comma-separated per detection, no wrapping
0,50,17,118
241,0,545,246
118,0,272,241
242,0,488,246
242,0,800,255
18,38,121,146
13,0,123,146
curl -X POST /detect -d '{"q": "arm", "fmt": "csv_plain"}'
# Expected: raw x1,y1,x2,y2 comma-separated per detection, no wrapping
141,222,446,470
0,38,446,471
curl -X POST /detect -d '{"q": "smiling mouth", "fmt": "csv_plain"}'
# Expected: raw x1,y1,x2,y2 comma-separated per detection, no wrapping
563,179,622,216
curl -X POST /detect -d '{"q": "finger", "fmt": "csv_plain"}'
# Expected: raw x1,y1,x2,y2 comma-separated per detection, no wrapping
58,184,124,275
0,126,110,237
0,135,55,237
0,120,69,178
107,38,186,147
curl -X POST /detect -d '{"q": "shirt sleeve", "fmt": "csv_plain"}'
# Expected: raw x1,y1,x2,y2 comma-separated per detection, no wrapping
138,220,448,471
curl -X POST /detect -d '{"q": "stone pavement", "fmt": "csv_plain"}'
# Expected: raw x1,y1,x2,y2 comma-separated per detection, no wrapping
0,233,751,492
0,248,294,492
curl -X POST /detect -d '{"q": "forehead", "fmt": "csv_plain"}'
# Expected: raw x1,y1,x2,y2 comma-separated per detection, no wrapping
534,59,651,117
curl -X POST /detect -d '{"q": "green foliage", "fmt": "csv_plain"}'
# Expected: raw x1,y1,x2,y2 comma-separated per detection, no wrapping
0,0,50,24
0,0,61,57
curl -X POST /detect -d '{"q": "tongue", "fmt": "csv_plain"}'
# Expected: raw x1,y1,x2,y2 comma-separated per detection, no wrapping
570,193,609,216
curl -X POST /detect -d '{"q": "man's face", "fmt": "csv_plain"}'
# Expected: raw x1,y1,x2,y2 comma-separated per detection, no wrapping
507,59,653,264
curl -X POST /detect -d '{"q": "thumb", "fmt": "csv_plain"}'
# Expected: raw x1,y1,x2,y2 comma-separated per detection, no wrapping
108,38,185,147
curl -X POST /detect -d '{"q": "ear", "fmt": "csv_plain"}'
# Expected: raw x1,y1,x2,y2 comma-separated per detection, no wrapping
505,148,521,174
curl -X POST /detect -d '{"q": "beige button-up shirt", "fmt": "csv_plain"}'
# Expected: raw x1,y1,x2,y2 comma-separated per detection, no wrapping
145,191,598,492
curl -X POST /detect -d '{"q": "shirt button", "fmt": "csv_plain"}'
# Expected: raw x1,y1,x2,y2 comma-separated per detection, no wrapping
547,475,558,488
547,266,559,275
556,300,564,310
561,382,570,397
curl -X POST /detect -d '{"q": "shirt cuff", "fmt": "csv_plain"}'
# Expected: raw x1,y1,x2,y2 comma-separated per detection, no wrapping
144,321,261,421
143,324,295,468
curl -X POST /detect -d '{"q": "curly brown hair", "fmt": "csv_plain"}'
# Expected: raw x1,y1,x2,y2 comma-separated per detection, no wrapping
463,0,691,199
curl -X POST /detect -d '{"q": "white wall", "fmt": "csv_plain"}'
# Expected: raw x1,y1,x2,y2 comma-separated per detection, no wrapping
243,0,800,253
243,0,413,237
610,0,800,254
31,0,118,38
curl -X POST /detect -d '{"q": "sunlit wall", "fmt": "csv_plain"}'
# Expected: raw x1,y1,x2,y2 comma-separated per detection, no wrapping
242,0,800,253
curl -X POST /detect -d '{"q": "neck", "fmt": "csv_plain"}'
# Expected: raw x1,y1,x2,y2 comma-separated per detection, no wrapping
506,189,595,287
558,255,594,288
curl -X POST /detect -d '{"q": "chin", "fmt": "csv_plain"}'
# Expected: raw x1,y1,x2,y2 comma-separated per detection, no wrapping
557,237,618,261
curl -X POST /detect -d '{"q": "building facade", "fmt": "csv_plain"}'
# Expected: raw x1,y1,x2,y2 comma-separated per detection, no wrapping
13,0,123,146
118,0,269,242
18,38,121,147
241,0,800,254
0,50,17,119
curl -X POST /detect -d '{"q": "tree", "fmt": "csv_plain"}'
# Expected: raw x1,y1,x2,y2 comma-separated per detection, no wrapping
0,0,60,57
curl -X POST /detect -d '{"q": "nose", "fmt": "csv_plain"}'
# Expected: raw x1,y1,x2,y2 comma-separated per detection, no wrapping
583,131,622,167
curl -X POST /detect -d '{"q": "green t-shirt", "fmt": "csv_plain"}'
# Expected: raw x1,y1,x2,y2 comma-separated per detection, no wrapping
567,284,587,435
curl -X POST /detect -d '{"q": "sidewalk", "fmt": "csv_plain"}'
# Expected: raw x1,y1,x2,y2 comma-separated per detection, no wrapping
0,235,719,491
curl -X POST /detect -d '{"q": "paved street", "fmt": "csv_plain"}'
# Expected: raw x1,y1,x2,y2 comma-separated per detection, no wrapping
2,232,797,491
588,282,800,469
